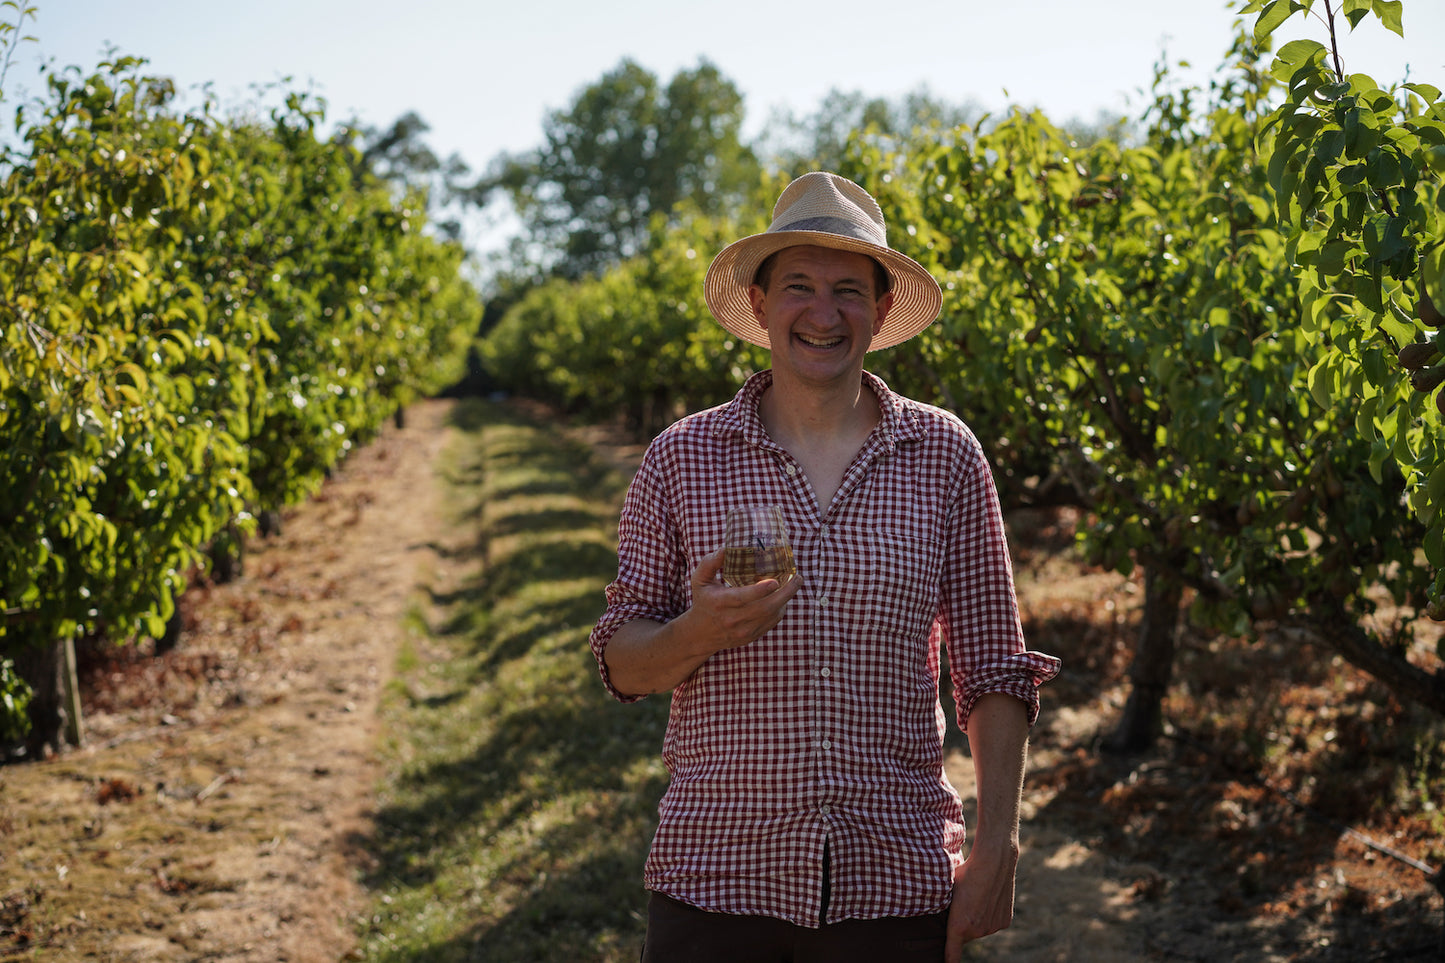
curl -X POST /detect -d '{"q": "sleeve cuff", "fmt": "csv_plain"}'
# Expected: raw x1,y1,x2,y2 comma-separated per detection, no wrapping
954,651,1062,730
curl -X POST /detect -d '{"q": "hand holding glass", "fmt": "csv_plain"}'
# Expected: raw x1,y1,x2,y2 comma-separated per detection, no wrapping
721,506,797,587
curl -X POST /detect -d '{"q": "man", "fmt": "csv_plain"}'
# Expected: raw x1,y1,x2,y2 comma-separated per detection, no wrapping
589,171,1060,962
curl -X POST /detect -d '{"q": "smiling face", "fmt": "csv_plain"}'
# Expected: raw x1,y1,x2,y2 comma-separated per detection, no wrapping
747,245,895,392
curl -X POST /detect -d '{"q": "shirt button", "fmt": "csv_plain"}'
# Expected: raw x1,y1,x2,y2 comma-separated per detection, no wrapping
820,667,831,678
819,523,829,537
785,464,797,476
820,804,832,816
821,739,832,750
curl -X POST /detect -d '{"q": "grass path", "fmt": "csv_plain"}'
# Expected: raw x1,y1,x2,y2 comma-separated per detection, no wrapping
355,399,667,961
351,399,1148,962
351,397,1444,962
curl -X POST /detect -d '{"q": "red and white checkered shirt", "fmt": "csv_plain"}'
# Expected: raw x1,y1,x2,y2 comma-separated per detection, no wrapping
590,369,1060,928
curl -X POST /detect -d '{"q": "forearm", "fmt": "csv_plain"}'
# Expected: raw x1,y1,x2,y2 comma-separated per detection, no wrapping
966,692,1030,852
603,614,714,698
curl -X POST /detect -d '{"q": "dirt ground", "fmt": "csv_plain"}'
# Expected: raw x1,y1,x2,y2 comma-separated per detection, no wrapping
2,397,1442,962
0,400,454,962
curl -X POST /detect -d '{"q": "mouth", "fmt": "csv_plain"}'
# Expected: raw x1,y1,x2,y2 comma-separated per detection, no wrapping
796,332,845,349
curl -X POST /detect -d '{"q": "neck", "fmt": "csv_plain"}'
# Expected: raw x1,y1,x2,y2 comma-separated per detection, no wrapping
759,370,879,449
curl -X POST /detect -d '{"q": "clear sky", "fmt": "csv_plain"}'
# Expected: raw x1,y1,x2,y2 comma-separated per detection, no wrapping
10,0,1445,181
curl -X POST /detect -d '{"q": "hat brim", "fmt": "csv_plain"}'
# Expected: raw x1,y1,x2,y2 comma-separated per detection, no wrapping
704,230,943,351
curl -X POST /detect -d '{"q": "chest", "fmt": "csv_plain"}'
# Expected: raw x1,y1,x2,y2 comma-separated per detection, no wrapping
792,445,858,511
675,437,952,560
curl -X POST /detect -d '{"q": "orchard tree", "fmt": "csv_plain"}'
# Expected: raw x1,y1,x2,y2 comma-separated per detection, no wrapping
1243,0,1445,612
0,50,479,752
355,110,474,241
861,27,1442,748
760,86,983,177
474,58,760,280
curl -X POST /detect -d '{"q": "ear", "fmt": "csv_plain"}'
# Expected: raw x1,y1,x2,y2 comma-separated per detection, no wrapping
872,290,896,337
747,284,768,330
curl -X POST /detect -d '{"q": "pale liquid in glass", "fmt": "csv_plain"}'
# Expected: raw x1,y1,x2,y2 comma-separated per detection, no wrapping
721,545,797,587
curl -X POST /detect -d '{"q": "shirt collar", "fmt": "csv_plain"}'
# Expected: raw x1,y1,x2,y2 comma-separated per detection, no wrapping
714,369,928,450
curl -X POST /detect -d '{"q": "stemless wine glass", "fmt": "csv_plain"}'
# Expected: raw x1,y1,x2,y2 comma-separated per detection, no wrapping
721,505,796,587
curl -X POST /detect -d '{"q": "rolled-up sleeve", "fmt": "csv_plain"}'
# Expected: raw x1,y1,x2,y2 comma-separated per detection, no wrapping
589,449,688,703
940,440,1061,730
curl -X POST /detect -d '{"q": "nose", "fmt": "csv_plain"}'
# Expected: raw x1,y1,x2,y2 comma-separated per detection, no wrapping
805,290,848,322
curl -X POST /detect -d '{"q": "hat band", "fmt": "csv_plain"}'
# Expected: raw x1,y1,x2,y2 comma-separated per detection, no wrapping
771,215,884,246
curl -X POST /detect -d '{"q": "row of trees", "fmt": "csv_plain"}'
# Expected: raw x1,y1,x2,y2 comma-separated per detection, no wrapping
0,9,481,751
481,2,1444,759
0,0,988,752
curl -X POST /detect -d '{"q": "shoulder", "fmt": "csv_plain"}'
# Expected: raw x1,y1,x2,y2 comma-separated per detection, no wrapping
890,391,983,459
646,401,730,452
634,400,739,484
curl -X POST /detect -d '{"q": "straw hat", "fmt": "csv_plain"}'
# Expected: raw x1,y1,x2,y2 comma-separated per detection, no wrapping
704,171,942,351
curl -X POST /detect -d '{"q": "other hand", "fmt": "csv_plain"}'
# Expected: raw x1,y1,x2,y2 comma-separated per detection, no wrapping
943,841,1019,961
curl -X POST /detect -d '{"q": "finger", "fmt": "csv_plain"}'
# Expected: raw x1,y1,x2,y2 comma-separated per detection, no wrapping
774,572,804,599
692,550,726,585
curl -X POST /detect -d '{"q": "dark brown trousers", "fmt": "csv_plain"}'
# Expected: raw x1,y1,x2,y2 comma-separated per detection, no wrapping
639,892,948,963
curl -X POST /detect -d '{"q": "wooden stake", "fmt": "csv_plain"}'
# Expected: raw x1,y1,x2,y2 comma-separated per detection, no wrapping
61,635,84,747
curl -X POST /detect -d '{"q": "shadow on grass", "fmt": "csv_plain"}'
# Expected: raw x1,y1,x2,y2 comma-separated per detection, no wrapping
366,681,665,888
363,400,1442,960
357,398,668,962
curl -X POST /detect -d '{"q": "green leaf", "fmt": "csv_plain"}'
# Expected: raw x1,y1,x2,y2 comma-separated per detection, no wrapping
1365,147,1403,190
1364,213,1411,266
1267,132,1296,194
1314,127,1347,166
1404,83,1442,105
1338,163,1369,185
1381,310,1417,347
1309,354,1335,408
1372,0,1404,37
1318,238,1356,275
1427,459,1445,505
1291,228,1326,262
1356,393,1382,438
1354,269,1386,312
1425,244,1445,312
115,362,148,394
1277,39,1328,68
1255,0,1299,43
1425,524,1445,568
1426,145,1445,176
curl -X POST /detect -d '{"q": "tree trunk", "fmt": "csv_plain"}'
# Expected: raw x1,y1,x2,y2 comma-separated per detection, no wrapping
7,640,66,757
1105,562,1183,754
208,522,245,584
1305,600,1445,718
258,509,283,538
157,604,183,655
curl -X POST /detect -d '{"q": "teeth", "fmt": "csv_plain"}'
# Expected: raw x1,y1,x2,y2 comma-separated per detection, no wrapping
798,334,843,347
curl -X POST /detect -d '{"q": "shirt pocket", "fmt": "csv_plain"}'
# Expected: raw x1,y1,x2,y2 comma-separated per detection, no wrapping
865,522,944,645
